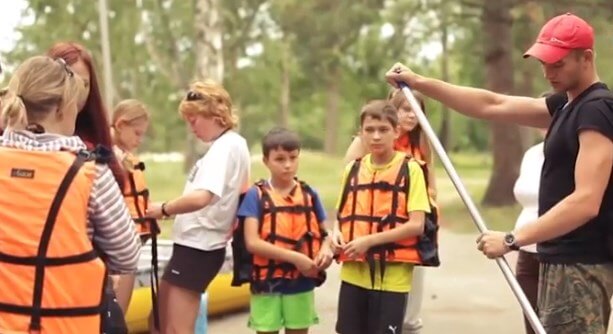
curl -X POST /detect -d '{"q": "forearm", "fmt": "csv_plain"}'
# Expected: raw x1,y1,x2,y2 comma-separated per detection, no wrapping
247,238,301,264
164,190,213,216
368,218,425,247
412,76,505,121
515,192,598,247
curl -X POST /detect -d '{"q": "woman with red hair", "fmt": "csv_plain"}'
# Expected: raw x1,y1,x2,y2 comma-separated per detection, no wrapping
47,42,125,186
47,41,137,333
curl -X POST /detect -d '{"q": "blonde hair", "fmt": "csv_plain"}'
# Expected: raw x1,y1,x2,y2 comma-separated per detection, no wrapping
1,56,80,131
178,80,238,129
112,99,150,126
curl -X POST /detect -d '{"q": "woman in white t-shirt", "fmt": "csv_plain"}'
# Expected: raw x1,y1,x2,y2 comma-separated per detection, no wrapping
147,80,250,333
513,129,546,334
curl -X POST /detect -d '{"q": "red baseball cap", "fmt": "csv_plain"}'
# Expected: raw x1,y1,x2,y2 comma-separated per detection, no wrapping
523,13,594,64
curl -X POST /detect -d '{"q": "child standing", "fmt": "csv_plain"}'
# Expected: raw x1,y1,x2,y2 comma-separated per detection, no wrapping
111,99,159,328
333,100,437,334
237,127,334,334
343,90,438,333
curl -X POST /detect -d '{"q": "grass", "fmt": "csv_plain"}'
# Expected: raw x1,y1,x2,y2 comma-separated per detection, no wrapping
144,150,517,237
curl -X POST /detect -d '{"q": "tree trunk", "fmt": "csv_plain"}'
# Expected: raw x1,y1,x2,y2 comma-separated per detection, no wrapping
279,39,291,128
323,66,340,154
481,0,524,206
516,5,539,150
439,16,451,149
518,68,536,150
185,0,224,171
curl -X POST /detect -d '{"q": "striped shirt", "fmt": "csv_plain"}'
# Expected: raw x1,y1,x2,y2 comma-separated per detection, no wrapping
0,130,141,274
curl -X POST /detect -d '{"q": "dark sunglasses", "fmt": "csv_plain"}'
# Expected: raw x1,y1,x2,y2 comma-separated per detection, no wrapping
186,90,205,101
55,58,74,78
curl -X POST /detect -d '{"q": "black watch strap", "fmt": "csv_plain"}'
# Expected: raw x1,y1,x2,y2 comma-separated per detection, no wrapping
161,202,171,218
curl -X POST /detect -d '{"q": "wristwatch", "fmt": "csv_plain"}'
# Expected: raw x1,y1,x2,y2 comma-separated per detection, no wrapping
161,202,171,218
504,233,520,251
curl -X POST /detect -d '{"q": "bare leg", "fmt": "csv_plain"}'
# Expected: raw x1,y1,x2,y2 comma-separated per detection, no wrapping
150,279,171,334
162,283,201,334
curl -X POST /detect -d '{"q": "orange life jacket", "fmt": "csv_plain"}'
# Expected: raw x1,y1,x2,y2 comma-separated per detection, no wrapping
337,154,439,271
120,152,159,238
252,180,327,285
118,151,161,329
394,134,423,161
231,180,327,289
0,147,107,334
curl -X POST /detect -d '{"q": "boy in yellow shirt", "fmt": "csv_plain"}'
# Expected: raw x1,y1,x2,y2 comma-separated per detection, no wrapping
332,100,437,334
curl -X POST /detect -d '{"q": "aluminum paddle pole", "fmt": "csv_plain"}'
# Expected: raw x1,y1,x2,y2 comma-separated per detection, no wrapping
398,82,546,334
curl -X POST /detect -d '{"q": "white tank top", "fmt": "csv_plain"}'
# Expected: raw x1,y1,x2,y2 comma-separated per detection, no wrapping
513,142,544,253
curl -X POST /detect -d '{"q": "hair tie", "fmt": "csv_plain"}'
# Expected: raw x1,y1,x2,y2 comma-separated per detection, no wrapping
26,123,45,134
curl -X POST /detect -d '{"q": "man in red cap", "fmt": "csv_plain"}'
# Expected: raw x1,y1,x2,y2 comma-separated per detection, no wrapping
386,12,613,334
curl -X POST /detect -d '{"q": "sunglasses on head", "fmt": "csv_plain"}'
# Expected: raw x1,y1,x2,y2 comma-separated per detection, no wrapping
55,58,74,78
186,90,206,101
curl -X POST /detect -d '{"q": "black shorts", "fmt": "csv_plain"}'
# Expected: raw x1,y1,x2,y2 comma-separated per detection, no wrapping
161,243,226,293
336,281,408,334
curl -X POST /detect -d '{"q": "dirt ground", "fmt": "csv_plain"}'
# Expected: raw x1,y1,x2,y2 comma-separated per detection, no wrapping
207,228,528,334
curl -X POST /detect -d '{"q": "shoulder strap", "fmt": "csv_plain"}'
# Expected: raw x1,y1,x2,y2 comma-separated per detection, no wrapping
299,180,324,222
254,180,273,234
29,151,91,331
387,156,411,226
336,158,362,216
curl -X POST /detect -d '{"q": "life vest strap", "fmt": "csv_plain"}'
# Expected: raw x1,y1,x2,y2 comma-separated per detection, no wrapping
263,204,312,215
134,161,145,171
123,188,149,199
338,214,408,224
0,250,97,266
365,242,408,289
28,150,94,331
0,302,103,317
345,182,406,193
150,233,160,330
266,231,318,247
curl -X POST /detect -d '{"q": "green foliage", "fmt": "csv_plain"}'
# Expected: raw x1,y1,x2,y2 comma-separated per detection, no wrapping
4,0,613,155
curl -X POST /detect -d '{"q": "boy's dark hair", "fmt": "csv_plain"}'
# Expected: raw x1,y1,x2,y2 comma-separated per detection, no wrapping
262,127,301,158
360,100,398,128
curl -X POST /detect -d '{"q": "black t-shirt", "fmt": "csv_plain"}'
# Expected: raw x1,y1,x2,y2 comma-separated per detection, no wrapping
539,83,613,264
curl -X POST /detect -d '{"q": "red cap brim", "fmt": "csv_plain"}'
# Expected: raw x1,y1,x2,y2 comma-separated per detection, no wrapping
523,42,571,64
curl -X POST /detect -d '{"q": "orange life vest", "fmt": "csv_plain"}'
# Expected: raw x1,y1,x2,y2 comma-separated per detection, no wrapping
120,152,159,238
0,147,107,334
337,154,439,268
394,134,423,161
245,180,327,288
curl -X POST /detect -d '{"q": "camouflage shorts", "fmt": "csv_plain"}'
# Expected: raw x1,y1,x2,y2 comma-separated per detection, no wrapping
538,262,613,334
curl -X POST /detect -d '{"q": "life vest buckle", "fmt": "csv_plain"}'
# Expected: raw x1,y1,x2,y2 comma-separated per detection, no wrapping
135,161,146,171
76,149,92,160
